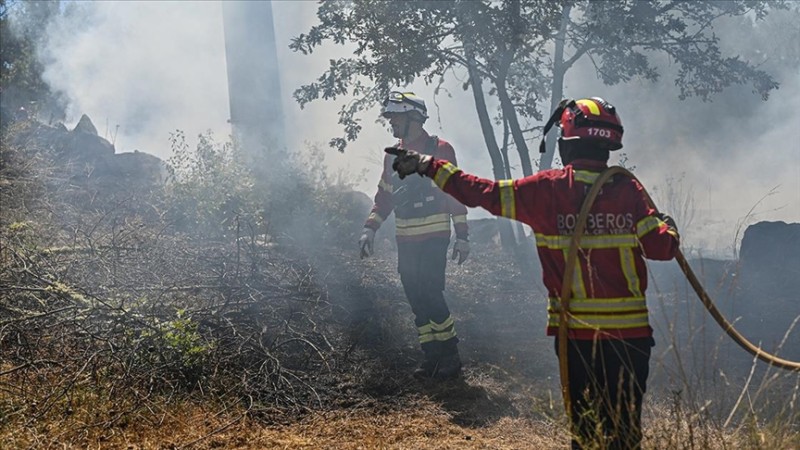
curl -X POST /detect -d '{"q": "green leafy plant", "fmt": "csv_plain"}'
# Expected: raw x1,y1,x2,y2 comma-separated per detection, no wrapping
135,309,215,390
166,130,263,239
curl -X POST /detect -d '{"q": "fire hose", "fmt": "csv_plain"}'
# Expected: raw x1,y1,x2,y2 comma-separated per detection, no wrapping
558,166,800,419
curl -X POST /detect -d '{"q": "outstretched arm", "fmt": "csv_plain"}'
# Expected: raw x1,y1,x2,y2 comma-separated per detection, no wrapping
386,148,542,227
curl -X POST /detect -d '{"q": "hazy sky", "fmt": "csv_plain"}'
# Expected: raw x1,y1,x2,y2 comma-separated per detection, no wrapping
36,1,799,257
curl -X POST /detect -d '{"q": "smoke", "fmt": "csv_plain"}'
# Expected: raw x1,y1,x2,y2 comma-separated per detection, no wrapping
578,12,800,257
34,1,799,257
41,2,230,152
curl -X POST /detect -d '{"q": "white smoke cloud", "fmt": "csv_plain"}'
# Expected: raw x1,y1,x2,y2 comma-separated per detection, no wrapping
42,2,230,153
37,1,798,257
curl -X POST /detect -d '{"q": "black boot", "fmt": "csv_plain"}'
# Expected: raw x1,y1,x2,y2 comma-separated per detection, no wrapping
413,350,462,380
413,357,439,379
431,352,462,380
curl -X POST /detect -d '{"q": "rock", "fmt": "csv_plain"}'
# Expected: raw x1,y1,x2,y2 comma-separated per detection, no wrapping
739,221,800,291
6,116,165,188
73,114,98,135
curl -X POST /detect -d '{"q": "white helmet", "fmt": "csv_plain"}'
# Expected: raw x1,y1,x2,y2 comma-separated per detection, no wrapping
381,91,428,122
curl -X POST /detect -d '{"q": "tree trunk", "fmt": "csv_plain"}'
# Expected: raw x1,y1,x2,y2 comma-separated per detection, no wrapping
496,0,535,177
539,3,570,170
497,82,534,177
465,48,517,249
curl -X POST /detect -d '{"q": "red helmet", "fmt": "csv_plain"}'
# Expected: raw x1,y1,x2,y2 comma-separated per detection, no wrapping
539,97,624,153
559,98,623,150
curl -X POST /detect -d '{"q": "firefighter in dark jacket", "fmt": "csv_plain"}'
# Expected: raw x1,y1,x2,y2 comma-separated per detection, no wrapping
359,91,470,380
388,97,679,449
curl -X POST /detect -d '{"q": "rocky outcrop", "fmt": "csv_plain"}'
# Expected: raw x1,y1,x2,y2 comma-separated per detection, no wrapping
739,221,800,294
8,114,166,189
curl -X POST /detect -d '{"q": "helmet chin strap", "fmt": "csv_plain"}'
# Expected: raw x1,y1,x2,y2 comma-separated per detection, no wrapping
539,99,575,153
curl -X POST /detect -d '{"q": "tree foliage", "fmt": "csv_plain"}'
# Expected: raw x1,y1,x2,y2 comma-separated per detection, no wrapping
291,0,784,173
537,0,784,168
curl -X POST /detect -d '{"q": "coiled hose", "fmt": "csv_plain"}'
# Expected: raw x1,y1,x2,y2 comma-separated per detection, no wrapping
558,166,800,419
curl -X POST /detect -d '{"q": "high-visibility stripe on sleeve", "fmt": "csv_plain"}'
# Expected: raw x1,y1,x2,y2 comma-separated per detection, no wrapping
499,180,516,220
451,214,467,225
433,162,459,189
636,216,661,237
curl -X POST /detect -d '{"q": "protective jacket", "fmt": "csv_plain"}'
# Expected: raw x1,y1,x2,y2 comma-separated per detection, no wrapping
365,131,468,243
424,158,679,340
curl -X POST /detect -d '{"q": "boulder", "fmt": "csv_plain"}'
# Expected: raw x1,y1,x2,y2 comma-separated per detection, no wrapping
731,221,800,359
739,221,800,293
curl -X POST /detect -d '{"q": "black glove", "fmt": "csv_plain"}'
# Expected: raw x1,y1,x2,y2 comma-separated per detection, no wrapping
451,239,470,265
385,147,432,180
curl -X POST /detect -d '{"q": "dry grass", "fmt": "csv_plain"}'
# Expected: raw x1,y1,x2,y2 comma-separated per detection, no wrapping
0,392,568,449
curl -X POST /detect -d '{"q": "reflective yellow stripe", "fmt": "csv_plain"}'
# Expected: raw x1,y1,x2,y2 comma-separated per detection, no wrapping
419,329,458,343
499,180,516,220
535,233,638,249
548,296,646,313
367,212,384,226
378,179,393,192
396,222,451,236
636,216,661,237
573,170,615,185
574,171,598,184
418,317,457,343
563,249,586,299
417,316,455,334
451,214,467,224
547,312,649,329
576,99,600,115
396,214,451,236
620,247,643,297
433,162,459,189
396,213,450,228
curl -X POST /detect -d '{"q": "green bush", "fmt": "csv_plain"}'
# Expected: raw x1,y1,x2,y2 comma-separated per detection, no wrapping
166,130,263,239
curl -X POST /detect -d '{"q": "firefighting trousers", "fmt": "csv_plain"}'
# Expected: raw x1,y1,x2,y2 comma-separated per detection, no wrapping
397,238,458,358
554,337,654,450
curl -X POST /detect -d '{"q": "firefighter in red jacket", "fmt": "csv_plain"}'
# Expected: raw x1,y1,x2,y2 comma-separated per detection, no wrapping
359,91,470,380
388,97,679,449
